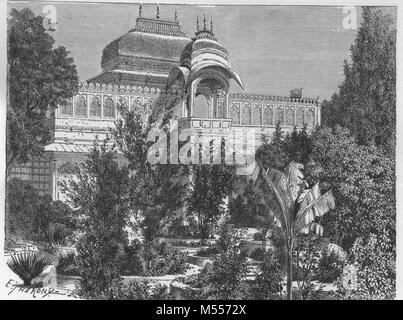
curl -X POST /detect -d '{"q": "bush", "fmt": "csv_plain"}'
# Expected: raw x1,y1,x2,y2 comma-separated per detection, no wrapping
118,242,144,276
7,252,50,286
56,252,80,276
97,279,173,300
195,246,219,257
148,250,188,276
315,252,343,283
165,217,194,238
251,249,284,299
253,232,264,242
249,248,265,261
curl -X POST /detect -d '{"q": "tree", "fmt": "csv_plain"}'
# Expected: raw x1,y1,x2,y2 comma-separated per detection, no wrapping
322,7,396,154
113,98,185,271
7,177,76,245
253,161,335,300
7,8,78,175
187,164,236,239
59,141,130,296
307,126,395,251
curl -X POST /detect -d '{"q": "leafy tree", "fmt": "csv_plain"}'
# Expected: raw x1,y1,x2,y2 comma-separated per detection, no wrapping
256,122,288,170
307,126,395,250
113,99,185,271
254,161,335,300
7,178,75,245
199,223,249,299
322,7,396,154
250,249,284,300
59,141,130,296
7,8,78,175
187,164,236,239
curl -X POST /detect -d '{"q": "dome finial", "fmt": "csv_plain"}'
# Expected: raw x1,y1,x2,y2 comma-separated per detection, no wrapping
139,4,142,18
203,13,207,30
156,4,160,19
196,15,200,31
210,16,213,33
174,9,178,21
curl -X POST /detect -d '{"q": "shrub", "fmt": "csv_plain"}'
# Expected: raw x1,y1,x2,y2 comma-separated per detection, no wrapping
195,246,219,257
253,232,264,242
148,250,188,276
251,249,284,299
56,252,80,276
118,242,144,276
315,251,343,283
7,252,50,285
98,279,173,300
249,248,265,261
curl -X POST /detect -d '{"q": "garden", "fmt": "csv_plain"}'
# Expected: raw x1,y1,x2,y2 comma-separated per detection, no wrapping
4,7,396,300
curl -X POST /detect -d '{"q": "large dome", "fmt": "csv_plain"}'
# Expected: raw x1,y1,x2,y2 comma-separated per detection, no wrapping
89,16,191,87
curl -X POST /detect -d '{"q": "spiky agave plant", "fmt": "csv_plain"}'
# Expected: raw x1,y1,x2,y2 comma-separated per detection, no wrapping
7,252,50,286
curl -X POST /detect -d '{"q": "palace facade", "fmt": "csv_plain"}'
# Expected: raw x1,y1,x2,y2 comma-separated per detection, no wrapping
10,6,321,200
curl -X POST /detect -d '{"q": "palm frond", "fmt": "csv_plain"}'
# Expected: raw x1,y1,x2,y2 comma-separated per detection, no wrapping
7,252,49,285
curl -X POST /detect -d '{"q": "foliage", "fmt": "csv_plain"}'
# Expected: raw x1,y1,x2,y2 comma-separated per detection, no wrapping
253,232,264,242
118,241,144,276
147,249,188,276
337,233,395,300
7,8,78,175
93,279,173,300
256,123,312,171
187,164,236,239
7,252,50,286
195,246,219,257
198,223,249,299
164,216,195,238
7,178,76,245
60,140,130,296
322,7,396,154
308,126,395,250
250,249,284,299
249,248,265,261
253,160,335,299
113,104,186,271
56,252,80,276
316,251,344,283
229,180,266,228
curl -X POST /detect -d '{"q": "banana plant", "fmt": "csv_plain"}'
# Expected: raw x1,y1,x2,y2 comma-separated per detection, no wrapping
253,160,335,300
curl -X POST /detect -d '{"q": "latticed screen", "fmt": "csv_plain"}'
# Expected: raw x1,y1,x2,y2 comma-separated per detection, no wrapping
10,158,52,195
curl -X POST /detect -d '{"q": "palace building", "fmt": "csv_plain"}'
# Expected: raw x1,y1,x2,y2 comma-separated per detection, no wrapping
10,6,321,200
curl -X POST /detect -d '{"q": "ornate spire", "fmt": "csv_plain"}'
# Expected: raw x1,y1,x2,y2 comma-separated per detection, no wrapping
210,16,213,33
156,4,160,19
203,13,207,30
139,4,142,18
196,15,200,31
174,9,178,22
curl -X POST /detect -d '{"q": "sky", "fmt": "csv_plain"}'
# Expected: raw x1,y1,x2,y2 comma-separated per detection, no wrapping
7,1,397,100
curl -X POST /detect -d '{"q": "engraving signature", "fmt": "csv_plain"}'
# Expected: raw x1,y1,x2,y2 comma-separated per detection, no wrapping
5,279,79,299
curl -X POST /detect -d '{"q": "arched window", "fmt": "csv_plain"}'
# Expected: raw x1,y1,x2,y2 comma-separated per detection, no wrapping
242,104,251,125
306,108,315,126
263,106,273,126
74,95,87,118
296,107,304,126
230,103,240,124
59,98,73,116
253,106,262,125
103,96,115,118
285,106,294,126
217,100,226,118
275,106,284,125
89,95,101,117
